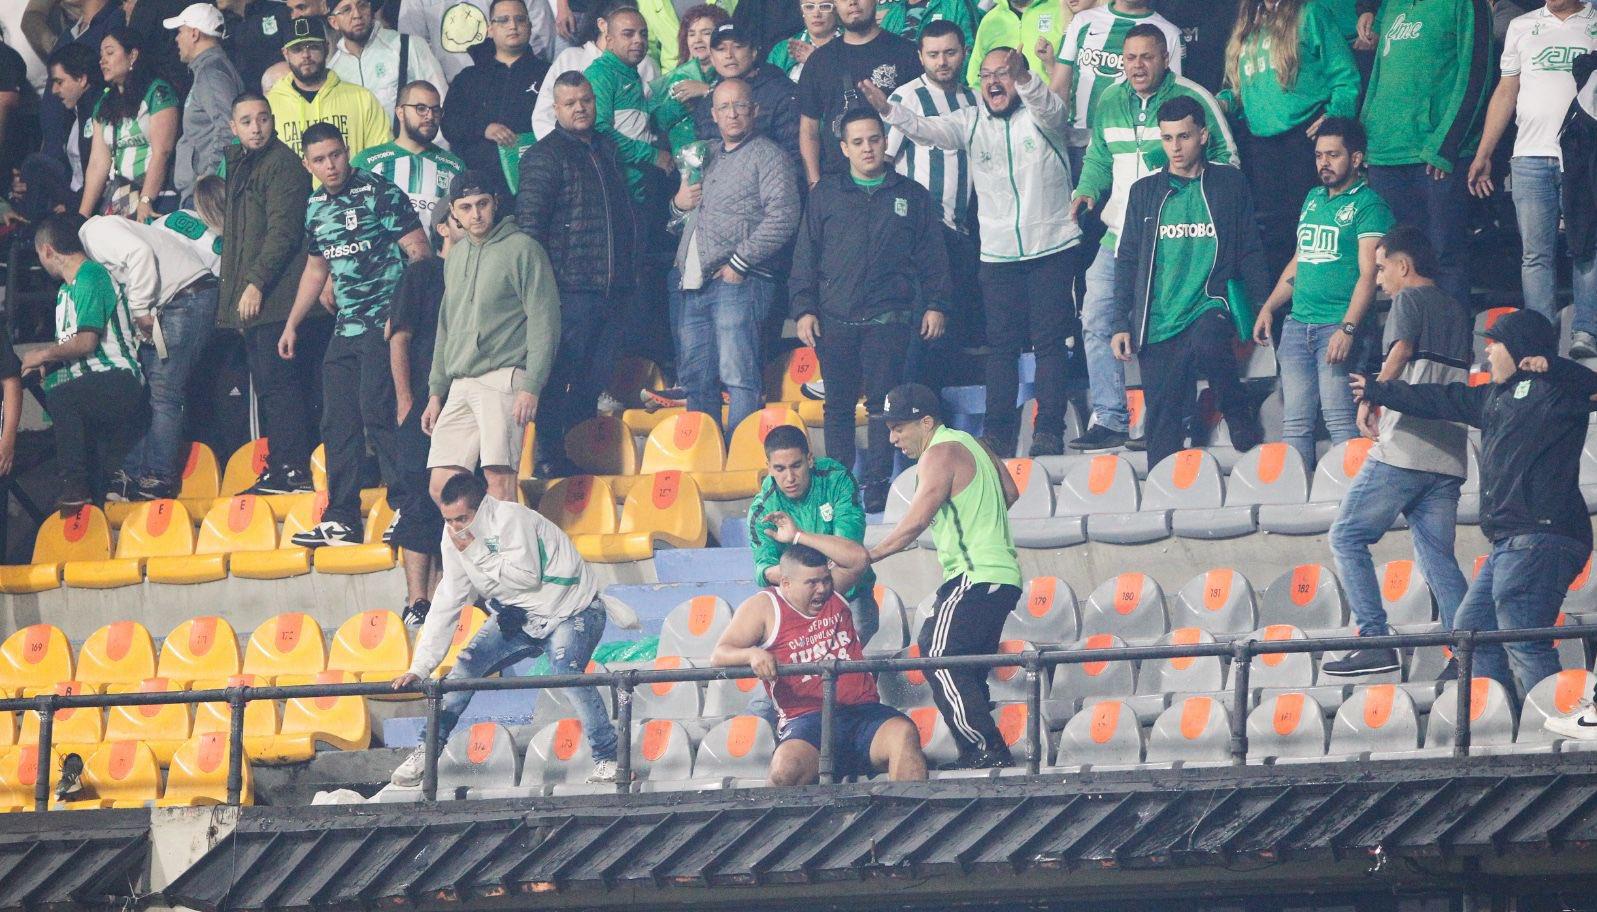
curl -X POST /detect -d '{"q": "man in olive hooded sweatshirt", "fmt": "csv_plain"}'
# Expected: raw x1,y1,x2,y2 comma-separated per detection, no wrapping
424,170,561,505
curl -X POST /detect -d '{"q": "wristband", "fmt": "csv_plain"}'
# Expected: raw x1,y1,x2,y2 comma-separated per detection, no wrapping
793,531,804,547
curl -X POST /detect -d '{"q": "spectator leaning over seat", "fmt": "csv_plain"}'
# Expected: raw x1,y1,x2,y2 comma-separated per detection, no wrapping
221,91,317,496
1218,0,1360,273
1353,309,1597,702
715,514,928,785
398,0,555,81
1067,23,1234,452
328,0,448,119
965,0,1064,87
531,1,664,140
389,473,620,787
281,122,431,547
1109,96,1266,469
1467,0,1597,355
165,3,243,206
796,0,921,185
25,213,146,515
748,425,876,640
440,0,551,199
791,108,951,513
79,209,218,502
691,23,802,164
1356,0,1492,312
652,5,730,152
425,170,561,505
47,43,103,194
766,0,838,81
861,45,1081,457
265,15,391,157
517,71,639,473
1324,226,1471,678
869,383,1021,769
585,7,675,202
1252,118,1393,471
79,29,179,219
668,77,801,433
352,80,463,239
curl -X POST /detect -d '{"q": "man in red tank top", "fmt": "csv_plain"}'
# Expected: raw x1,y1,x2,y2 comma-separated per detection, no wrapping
714,513,927,784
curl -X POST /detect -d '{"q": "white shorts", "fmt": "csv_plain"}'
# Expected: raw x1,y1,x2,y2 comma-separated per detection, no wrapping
427,367,526,471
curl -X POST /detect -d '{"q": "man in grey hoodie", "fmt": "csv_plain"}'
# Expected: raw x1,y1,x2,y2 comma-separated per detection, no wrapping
424,170,562,505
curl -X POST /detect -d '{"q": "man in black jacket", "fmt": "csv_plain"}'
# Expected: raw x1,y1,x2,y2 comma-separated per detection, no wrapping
1110,95,1265,468
1354,308,1597,703
790,108,950,510
517,71,639,472
692,23,802,166
441,0,551,199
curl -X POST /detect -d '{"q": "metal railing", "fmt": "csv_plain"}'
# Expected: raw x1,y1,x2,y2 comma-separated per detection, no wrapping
0,623,1591,812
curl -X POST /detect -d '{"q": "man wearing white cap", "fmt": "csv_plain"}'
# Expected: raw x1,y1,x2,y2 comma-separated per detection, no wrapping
167,3,244,204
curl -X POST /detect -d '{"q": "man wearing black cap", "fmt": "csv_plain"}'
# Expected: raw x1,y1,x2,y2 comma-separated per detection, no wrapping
1353,308,1597,702
264,14,392,157
869,382,1023,769
690,23,802,163
425,169,561,507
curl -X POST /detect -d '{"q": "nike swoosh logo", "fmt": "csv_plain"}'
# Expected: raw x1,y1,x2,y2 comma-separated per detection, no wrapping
1578,717,1597,727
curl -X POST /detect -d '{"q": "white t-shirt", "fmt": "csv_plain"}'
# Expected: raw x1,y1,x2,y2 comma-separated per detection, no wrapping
1501,3,1597,161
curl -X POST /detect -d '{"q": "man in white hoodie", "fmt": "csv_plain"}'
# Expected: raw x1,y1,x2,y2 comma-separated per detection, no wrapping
389,473,619,786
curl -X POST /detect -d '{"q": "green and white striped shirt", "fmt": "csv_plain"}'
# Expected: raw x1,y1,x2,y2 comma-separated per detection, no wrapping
886,75,976,231
94,80,179,183
351,142,465,238
47,259,141,392
1057,6,1182,144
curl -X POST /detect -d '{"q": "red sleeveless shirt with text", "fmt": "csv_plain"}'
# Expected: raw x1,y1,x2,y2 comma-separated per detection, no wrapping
760,587,878,722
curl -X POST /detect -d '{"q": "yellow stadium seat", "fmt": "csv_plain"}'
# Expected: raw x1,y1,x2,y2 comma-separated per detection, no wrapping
313,497,396,574
607,411,725,500
64,499,196,589
157,615,242,688
0,746,59,812
76,621,157,693
257,670,370,763
0,712,14,747
691,405,798,500
537,476,619,536
517,421,537,485
19,682,103,754
192,674,280,759
183,495,301,580
0,505,111,594
230,492,318,579
157,732,253,807
106,442,222,528
55,740,162,809
221,438,273,496
0,624,73,697
435,606,488,678
103,678,192,764
563,416,638,476
237,613,326,685
571,471,708,562
620,405,683,436
322,610,411,683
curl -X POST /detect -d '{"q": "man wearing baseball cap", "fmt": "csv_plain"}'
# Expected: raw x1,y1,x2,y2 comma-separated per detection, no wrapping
167,3,243,204
868,382,1023,769
688,23,801,163
1354,308,1597,706
265,14,392,158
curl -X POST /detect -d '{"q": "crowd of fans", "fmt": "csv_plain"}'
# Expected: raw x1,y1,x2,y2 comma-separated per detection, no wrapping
5,0,1597,782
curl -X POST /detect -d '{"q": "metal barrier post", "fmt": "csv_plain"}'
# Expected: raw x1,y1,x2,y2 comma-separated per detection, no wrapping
1454,632,1475,758
422,680,441,802
1025,651,1043,775
1229,639,1252,766
33,694,53,812
226,686,247,805
615,672,635,795
818,664,837,785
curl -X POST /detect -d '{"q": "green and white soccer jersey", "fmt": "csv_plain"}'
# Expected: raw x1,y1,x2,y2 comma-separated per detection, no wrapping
95,79,179,183
1290,180,1394,325
886,75,977,231
48,259,141,392
1058,6,1181,139
155,210,224,277
352,142,465,237
305,169,423,338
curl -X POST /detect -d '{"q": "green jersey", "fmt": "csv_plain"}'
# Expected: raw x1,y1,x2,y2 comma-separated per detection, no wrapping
304,168,423,337
498,132,538,197
880,0,978,45
1360,0,1492,169
1057,5,1183,138
93,79,179,184
927,425,1021,587
651,58,710,152
48,260,141,392
1220,0,1360,138
352,142,465,239
1290,179,1394,325
1147,173,1223,345
586,50,659,201
747,456,874,599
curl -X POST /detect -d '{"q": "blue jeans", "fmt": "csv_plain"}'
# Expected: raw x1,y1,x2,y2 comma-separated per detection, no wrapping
669,269,774,433
439,602,617,760
122,282,218,484
1081,244,1128,432
1276,316,1357,470
1510,156,1597,334
1368,162,1471,310
1329,459,1468,636
1454,532,1588,701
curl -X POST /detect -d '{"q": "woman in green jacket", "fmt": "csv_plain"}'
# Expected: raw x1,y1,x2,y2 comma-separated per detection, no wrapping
652,4,731,151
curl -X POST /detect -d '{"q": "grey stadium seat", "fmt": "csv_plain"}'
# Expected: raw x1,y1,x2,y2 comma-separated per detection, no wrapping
864,466,917,548
1247,692,1328,762
1425,678,1515,750
694,715,776,784
1259,438,1375,534
988,640,1037,702
864,584,910,656
1519,669,1597,747
1046,633,1135,722
1563,554,1597,618
1248,624,1346,712
877,643,936,710
1090,449,1222,544
1081,572,1168,643
1002,576,1080,645
1169,568,1258,635
1258,563,1349,635
1128,627,1224,722
1146,696,1232,765
635,656,704,720
1053,699,1145,769
1174,443,1308,539
1006,458,1086,547
659,595,734,659
1328,684,1421,757
703,676,764,718
632,719,696,782
436,721,522,797
1058,453,1140,520
522,717,596,789
1378,559,1436,628
907,706,960,768
1457,445,1481,524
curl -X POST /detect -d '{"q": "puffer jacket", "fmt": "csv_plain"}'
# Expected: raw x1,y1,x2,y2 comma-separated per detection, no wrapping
516,126,639,295
219,136,310,330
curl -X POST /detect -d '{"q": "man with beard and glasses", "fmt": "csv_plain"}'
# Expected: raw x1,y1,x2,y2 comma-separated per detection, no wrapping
265,15,391,157
328,0,449,119
860,46,1082,458
354,80,464,238
796,0,921,186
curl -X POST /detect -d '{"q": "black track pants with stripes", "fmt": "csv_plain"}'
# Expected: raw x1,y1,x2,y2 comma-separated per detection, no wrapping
917,575,1022,757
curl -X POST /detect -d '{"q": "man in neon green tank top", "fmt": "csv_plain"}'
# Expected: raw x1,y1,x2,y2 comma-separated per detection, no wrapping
868,382,1022,768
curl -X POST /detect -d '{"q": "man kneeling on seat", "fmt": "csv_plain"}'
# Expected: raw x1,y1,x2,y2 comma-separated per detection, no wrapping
713,513,927,785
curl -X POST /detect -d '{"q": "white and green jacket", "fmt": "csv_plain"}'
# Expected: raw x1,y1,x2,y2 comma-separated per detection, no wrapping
884,71,1081,263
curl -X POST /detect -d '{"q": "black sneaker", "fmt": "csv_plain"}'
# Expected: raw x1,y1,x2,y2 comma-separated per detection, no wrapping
290,521,360,548
800,380,825,400
1124,435,1147,451
862,482,888,515
382,510,400,545
1068,426,1128,451
55,753,84,800
403,598,431,627
133,476,177,501
1029,432,1064,457
280,468,314,493
243,468,292,496
966,747,1015,769
1321,647,1401,677
1436,657,1459,682
103,469,135,502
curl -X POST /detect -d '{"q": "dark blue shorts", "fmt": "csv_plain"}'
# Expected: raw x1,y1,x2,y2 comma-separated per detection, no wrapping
778,702,908,778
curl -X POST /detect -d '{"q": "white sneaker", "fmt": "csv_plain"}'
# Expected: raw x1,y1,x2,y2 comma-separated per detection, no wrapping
586,758,618,783
1545,700,1597,740
389,745,427,787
